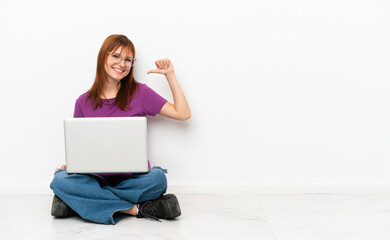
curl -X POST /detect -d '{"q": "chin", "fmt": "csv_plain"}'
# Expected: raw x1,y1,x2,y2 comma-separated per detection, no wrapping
110,74,125,82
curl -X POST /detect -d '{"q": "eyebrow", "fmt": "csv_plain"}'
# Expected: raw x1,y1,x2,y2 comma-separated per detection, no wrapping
113,52,133,59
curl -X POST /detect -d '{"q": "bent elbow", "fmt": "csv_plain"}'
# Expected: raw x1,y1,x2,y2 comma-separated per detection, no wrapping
180,112,191,121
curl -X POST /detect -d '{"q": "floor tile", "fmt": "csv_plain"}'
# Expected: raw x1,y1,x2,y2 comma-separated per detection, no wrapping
274,232,390,240
258,194,390,212
3,193,390,240
264,210,390,233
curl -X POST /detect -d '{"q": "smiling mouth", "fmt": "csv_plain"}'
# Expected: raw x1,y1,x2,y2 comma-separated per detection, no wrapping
113,68,124,73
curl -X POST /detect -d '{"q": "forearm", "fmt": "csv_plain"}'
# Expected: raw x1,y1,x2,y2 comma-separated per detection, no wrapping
165,72,191,119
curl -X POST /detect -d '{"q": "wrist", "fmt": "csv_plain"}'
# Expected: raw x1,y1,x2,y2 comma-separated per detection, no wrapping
165,71,176,79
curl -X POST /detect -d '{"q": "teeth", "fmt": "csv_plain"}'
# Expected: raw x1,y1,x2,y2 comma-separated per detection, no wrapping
113,68,124,73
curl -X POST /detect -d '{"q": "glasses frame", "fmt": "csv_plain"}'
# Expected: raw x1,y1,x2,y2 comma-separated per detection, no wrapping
107,52,136,68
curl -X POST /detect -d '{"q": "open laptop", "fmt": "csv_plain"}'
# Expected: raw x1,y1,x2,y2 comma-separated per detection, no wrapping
64,117,149,173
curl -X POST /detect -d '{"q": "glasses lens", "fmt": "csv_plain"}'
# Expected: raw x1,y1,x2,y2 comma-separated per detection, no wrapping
110,53,134,67
125,60,134,67
111,54,121,64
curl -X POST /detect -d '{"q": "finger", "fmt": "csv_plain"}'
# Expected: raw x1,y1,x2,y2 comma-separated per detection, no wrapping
155,60,163,69
61,165,66,169
160,59,166,69
162,61,167,69
147,69,161,74
55,168,59,171
164,59,170,69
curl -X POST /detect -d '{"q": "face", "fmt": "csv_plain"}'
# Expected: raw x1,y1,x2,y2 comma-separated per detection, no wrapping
104,46,133,83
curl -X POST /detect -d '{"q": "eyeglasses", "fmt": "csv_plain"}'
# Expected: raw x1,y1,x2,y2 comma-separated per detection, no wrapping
107,52,136,67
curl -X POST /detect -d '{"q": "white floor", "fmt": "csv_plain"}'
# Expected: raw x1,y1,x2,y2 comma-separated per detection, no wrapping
1,193,390,240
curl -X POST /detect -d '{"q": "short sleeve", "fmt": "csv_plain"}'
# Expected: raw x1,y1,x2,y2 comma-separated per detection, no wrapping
141,84,168,116
73,98,84,118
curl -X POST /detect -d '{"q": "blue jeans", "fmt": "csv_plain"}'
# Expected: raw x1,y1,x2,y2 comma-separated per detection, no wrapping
49,166,168,225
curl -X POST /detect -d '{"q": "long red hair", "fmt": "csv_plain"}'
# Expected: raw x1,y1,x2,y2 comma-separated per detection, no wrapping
86,34,139,110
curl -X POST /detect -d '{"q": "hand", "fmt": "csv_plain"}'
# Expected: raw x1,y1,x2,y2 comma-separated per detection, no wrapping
54,164,66,175
147,58,175,76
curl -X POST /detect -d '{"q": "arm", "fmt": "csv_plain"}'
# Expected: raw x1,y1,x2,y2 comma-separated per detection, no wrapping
147,59,191,121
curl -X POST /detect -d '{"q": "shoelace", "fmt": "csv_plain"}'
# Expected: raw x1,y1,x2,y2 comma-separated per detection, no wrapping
138,201,161,222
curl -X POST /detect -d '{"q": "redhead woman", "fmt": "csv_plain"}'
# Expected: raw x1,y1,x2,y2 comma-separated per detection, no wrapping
50,34,190,225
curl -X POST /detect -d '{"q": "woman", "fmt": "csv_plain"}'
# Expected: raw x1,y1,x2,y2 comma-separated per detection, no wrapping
50,34,191,225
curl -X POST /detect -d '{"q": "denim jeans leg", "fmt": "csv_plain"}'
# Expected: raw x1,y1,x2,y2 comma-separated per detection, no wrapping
104,166,168,203
50,169,133,225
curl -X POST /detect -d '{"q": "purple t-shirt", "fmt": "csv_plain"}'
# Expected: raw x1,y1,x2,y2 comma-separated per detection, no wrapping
73,82,167,181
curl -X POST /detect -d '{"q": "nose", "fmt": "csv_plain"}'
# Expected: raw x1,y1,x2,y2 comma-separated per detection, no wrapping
118,58,126,68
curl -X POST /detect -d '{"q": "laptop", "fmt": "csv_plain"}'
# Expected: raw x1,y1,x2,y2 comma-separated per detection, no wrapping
64,117,149,173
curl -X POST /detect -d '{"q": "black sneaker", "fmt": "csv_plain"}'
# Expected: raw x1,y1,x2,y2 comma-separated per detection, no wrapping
51,195,77,218
137,194,181,221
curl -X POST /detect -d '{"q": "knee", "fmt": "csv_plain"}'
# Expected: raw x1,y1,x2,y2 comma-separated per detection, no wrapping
50,170,77,192
50,170,71,192
149,167,167,190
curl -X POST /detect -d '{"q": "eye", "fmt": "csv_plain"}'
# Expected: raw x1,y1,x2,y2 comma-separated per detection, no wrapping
125,59,132,63
112,54,120,58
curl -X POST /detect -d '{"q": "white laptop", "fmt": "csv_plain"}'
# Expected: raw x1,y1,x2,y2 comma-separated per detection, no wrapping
64,117,149,173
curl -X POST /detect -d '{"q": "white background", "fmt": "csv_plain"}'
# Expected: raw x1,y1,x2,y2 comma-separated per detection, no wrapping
0,0,389,194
